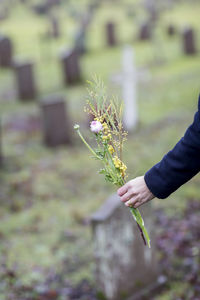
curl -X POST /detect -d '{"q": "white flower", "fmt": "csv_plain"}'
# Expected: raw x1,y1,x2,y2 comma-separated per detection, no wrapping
90,120,103,133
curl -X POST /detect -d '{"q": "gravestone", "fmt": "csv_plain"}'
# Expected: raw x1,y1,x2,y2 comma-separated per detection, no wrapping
0,35,13,67
60,49,81,85
47,0,61,6
14,61,37,101
91,194,158,300
106,22,117,47
40,95,72,147
167,24,176,36
49,15,60,38
183,27,197,55
32,3,49,15
122,46,138,131
138,22,152,40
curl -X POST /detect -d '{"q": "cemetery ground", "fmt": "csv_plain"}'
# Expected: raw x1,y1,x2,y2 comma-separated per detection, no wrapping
0,0,200,299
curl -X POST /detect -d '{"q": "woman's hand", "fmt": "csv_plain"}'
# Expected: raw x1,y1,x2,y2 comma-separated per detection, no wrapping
117,176,155,208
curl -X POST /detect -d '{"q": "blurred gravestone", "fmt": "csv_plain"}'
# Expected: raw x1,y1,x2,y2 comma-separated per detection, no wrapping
183,27,197,55
167,24,176,36
32,0,60,15
122,46,138,131
32,3,49,15
40,95,72,147
0,6,9,21
60,49,82,85
138,22,152,40
47,0,61,6
91,194,158,300
49,15,60,38
106,22,117,47
0,35,13,67
14,61,37,101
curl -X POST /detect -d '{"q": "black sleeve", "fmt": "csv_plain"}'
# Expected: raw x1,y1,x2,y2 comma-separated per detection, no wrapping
144,97,200,199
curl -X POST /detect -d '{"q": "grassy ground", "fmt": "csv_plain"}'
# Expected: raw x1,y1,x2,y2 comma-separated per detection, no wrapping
0,0,200,299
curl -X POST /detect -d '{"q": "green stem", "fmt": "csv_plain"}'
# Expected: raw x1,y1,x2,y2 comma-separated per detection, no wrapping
76,129,99,159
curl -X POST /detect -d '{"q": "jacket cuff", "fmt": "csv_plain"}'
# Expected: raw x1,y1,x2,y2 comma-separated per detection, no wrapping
144,168,170,199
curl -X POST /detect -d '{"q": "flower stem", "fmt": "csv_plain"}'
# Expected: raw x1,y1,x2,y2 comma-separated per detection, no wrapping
76,128,99,159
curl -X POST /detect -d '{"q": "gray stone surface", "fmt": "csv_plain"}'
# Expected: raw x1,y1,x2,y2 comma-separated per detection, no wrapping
167,24,176,36
91,194,158,300
0,35,13,67
60,49,82,85
106,22,117,47
183,27,197,55
49,15,60,38
122,46,138,131
40,95,72,147
14,60,37,100
138,22,152,40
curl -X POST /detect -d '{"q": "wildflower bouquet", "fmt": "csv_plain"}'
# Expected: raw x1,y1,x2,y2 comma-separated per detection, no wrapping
74,79,150,248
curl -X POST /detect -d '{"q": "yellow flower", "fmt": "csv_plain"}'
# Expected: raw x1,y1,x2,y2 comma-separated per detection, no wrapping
108,145,115,155
102,135,108,141
103,122,108,129
107,133,112,139
113,156,127,177
113,156,121,168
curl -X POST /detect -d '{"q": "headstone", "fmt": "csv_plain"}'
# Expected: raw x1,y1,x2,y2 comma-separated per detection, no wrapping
14,61,37,101
32,4,48,15
60,49,82,85
167,24,176,36
106,22,117,47
183,27,197,55
49,15,60,38
0,35,13,67
47,0,61,6
0,6,9,21
138,22,152,40
122,46,138,131
40,95,72,147
91,194,158,300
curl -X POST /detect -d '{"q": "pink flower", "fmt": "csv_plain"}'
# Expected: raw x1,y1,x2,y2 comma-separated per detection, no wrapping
90,120,103,133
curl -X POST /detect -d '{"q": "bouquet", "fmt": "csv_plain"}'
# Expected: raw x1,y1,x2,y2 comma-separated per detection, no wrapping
74,78,150,248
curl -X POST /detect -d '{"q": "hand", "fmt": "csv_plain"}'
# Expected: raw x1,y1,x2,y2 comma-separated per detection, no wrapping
117,176,155,209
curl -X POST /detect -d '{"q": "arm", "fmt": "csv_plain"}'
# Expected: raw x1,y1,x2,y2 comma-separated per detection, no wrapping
118,96,200,207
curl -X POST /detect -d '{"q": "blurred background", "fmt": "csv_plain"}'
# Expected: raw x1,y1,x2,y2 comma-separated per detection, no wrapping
0,0,200,299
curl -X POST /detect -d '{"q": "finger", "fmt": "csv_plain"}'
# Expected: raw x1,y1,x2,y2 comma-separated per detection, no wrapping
125,197,139,207
133,202,141,209
120,190,135,203
117,184,128,197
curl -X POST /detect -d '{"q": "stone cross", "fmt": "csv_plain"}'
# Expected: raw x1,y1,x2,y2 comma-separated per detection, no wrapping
183,27,197,55
0,35,13,67
122,46,138,131
40,95,72,147
91,194,158,300
14,60,37,101
60,49,82,85
106,22,117,47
